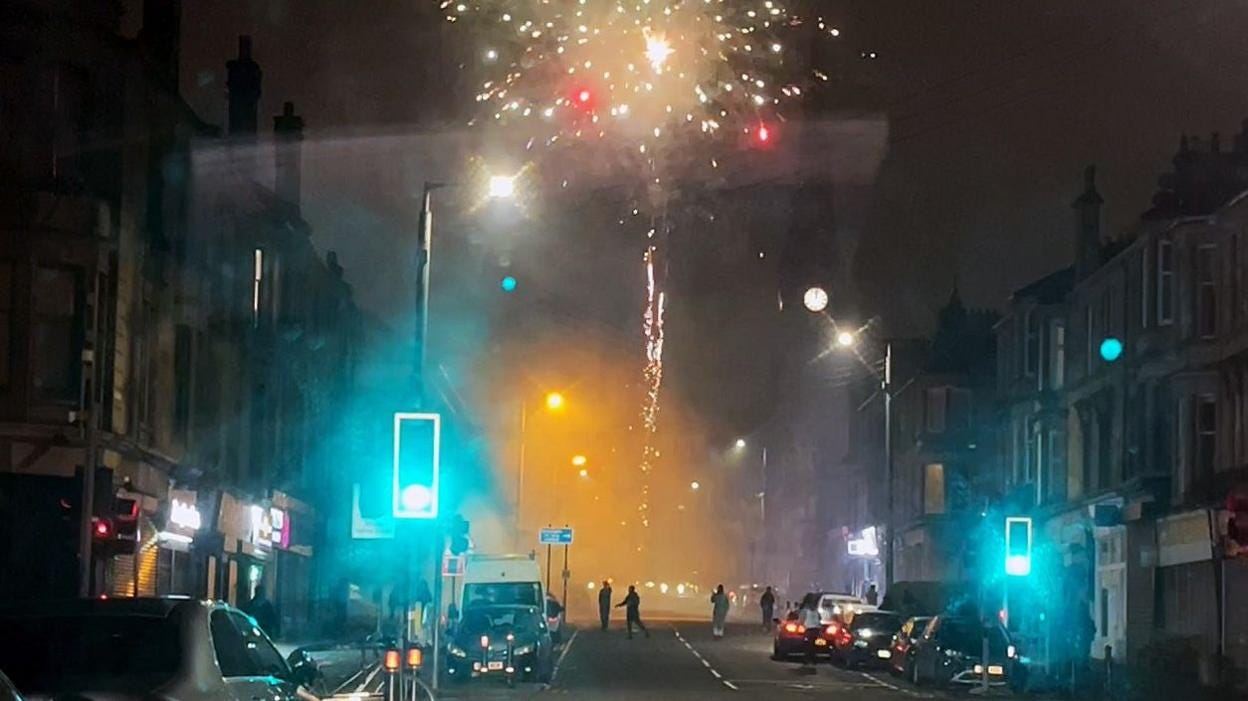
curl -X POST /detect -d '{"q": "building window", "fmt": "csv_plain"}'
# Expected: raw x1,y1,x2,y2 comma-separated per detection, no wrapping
1140,245,1150,328
926,387,947,433
32,266,82,403
173,325,192,441
923,463,946,515
1047,428,1066,503
1024,309,1038,378
1158,240,1175,325
1195,395,1216,486
1198,244,1217,339
1049,318,1066,389
252,248,263,328
1085,305,1094,375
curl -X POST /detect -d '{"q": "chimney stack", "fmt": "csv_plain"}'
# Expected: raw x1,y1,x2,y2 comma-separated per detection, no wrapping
1073,164,1104,279
273,101,305,211
226,35,262,136
140,0,181,88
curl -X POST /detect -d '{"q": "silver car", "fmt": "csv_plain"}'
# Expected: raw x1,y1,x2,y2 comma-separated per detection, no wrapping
0,597,318,701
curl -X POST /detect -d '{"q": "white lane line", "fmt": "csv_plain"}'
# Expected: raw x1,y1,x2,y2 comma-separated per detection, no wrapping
546,628,580,688
355,663,382,693
673,626,737,692
860,671,929,697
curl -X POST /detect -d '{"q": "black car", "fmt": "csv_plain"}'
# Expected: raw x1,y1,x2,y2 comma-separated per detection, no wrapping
909,615,1014,688
830,610,902,669
446,605,553,684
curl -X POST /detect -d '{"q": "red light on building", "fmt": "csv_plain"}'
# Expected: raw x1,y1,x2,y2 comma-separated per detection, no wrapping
92,518,112,538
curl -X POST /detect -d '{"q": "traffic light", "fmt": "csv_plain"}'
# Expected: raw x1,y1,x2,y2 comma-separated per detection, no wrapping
1004,516,1032,576
449,514,470,555
500,275,517,293
392,412,441,519
1099,337,1123,362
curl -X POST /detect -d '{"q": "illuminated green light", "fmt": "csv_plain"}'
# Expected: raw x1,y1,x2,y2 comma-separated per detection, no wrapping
1004,516,1032,577
1099,337,1123,362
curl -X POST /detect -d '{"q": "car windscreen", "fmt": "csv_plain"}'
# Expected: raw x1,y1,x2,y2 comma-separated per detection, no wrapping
0,613,182,694
937,619,1009,656
850,613,902,634
463,582,541,607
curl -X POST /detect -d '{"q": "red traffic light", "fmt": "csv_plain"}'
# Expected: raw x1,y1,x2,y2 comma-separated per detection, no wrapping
757,124,771,143
92,517,113,538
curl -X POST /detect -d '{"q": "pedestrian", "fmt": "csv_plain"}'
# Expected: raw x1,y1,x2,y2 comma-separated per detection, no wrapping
244,584,280,638
710,584,730,639
615,584,649,639
598,580,613,631
759,586,776,631
797,593,822,669
865,583,879,606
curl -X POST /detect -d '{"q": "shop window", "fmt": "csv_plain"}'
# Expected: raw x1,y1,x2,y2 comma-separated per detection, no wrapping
923,463,946,515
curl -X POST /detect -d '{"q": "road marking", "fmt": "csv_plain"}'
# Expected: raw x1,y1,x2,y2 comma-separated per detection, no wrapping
546,628,580,688
673,627,737,692
859,671,932,697
355,663,382,693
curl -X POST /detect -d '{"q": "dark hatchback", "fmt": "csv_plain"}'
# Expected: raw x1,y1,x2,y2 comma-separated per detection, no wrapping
909,615,1015,688
830,611,903,669
446,605,553,684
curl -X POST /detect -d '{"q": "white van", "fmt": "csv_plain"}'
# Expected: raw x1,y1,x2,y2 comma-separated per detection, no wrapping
458,553,544,611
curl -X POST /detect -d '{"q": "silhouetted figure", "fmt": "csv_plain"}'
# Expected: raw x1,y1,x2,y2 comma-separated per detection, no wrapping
798,593,821,669
244,584,280,638
598,581,613,631
711,584,730,638
865,584,879,606
760,586,776,630
616,585,649,639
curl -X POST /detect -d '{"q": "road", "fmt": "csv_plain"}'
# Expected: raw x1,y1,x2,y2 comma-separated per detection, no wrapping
436,622,958,701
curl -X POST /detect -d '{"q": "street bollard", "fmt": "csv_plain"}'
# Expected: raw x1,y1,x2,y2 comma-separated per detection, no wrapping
406,647,424,701
383,649,401,701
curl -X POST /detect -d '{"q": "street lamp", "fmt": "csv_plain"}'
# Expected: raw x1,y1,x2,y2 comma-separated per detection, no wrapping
515,391,568,548
813,316,896,592
545,392,566,411
414,174,515,401
571,454,588,467
578,468,590,479
690,481,701,491
734,438,747,450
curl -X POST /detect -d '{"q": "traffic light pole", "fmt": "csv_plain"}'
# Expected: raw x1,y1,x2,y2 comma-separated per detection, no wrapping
883,342,894,593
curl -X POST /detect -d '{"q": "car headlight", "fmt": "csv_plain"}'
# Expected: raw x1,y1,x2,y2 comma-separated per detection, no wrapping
853,639,869,648
944,648,962,658
513,643,535,655
449,644,468,658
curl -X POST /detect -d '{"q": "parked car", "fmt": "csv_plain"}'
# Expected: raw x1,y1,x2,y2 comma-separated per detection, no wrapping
771,610,813,660
814,592,870,624
888,615,933,677
446,604,553,684
0,669,23,701
830,610,903,669
0,597,317,701
908,615,1014,688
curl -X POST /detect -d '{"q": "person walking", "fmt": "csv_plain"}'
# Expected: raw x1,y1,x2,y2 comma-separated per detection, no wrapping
865,583,879,606
797,593,822,670
759,586,776,631
615,584,649,639
598,580,613,631
710,584,731,638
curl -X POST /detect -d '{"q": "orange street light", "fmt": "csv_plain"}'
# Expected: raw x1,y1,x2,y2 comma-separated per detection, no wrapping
571,454,588,467
545,392,566,411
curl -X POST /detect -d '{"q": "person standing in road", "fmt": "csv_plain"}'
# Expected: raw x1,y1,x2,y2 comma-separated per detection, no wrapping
598,580,613,631
865,583,879,606
759,586,776,631
616,584,649,639
797,593,822,669
710,584,730,639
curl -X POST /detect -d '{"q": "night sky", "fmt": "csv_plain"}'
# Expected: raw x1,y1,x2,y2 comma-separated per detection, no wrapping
164,0,1248,334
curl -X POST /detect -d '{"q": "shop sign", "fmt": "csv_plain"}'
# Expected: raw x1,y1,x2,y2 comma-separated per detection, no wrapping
848,526,879,557
249,505,288,547
169,492,202,531
1158,509,1213,567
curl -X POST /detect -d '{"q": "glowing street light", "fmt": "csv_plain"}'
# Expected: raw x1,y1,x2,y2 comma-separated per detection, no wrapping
487,174,517,199
734,438,747,450
571,454,588,467
578,468,589,479
545,392,566,411
690,481,701,491
803,286,829,313
836,330,857,348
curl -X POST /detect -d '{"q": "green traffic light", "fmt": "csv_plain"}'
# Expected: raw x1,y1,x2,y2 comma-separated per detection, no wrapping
1005,516,1032,577
1099,337,1123,362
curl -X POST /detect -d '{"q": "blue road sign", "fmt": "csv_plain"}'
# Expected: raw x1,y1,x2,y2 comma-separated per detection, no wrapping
539,527,574,545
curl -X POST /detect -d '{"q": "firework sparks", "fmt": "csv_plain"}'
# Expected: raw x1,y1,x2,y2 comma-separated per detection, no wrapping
443,0,839,150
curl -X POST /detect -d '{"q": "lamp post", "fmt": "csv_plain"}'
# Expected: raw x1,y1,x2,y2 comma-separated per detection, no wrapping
515,391,566,549
805,288,896,592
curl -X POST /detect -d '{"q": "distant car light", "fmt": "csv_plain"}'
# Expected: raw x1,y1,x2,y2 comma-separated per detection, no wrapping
876,649,892,659
1007,644,1016,659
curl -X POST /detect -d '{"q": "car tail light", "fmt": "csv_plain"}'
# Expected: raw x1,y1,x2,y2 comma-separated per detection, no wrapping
784,622,798,633
825,625,838,636
383,649,400,672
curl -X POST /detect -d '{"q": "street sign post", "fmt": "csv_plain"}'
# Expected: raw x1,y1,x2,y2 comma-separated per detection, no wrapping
539,527,574,544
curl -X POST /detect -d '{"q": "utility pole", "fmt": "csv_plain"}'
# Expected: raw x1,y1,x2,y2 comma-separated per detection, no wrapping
77,260,104,597
883,342,894,592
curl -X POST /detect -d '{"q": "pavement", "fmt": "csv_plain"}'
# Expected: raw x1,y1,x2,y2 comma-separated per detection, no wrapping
433,621,997,701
